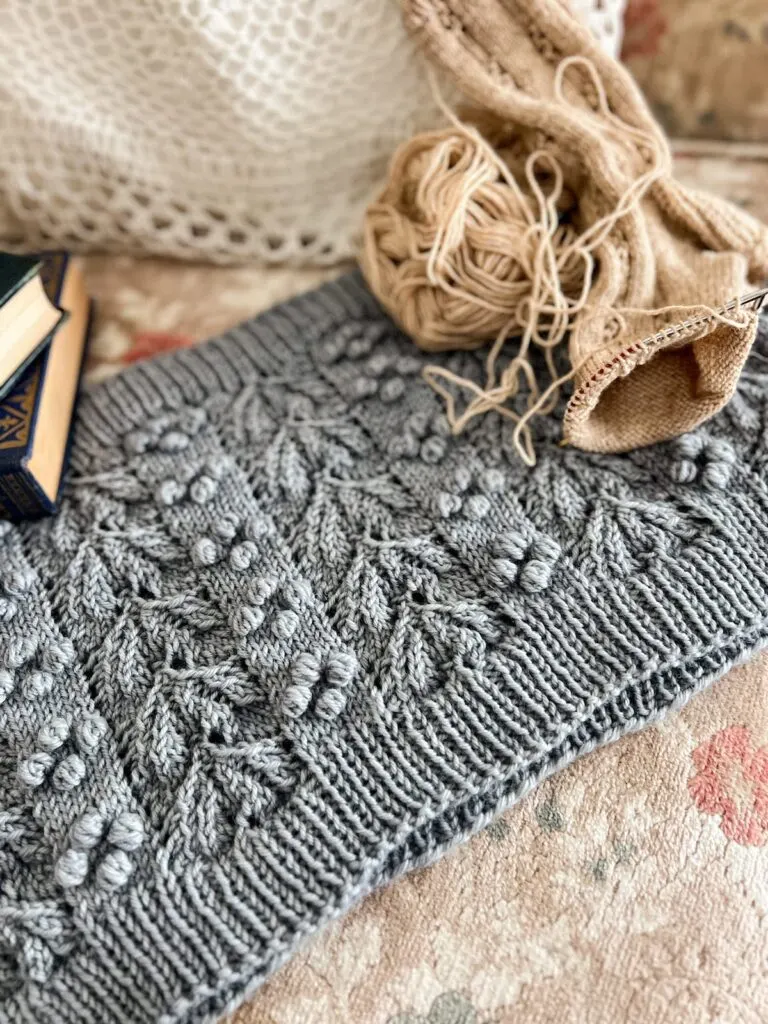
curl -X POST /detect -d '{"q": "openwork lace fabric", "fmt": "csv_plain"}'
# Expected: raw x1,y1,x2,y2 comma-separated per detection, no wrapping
0,0,623,264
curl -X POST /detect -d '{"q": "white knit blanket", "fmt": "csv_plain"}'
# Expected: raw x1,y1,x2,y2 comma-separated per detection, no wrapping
0,0,624,265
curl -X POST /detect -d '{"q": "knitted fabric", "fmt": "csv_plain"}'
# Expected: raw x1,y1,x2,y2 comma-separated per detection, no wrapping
362,0,768,454
3,274,768,1024
0,0,622,266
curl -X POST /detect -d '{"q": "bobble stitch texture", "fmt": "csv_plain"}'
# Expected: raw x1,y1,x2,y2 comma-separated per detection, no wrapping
0,669,15,704
56,809,144,891
350,343,422,403
71,810,107,850
233,576,309,640
326,651,357,688
5,636,38,670
272,610,299,639
108,812,145,852
18,753,54,788
52,754,87,792
315,687,347,720
7,566,35,595
154,457,232,507
671,435,736,490
230,605,265,637
124,407,207,455
192,537,219,567
24,671,54,699
1,276,766,1023
97,849,134,889
75,714,109,752
282,683,314,719
284,655,319,720
42,640,75,674
283,650,357,721
284,652,321,718
55,849,89,889
192,516,269,571
157,430,191,454
490,533,561,593
38,718,70,752
230,544,256,572
438,466,505,520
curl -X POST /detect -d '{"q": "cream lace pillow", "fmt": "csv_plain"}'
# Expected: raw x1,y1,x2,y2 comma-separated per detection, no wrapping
0,0,624,265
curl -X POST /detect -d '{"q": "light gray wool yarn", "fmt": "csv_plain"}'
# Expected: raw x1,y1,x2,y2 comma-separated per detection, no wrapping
2,273,768,1023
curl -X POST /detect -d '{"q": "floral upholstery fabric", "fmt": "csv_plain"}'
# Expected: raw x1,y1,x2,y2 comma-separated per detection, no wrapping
623,0,768,143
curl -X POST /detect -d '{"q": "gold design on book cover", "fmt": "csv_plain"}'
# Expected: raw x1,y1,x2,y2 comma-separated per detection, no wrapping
0,365,40,450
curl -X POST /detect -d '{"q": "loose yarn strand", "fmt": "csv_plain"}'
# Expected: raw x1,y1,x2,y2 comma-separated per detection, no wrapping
363,55,756,464
408,58,716,463
426,297,750,465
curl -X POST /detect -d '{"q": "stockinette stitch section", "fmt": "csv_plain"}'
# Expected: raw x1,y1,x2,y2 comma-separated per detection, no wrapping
2,275,768,1023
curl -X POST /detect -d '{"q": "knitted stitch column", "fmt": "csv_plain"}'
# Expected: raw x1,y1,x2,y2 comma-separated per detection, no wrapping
2,274,768,1023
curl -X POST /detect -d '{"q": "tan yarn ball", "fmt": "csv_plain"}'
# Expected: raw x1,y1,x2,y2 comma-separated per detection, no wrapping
362,124,587,353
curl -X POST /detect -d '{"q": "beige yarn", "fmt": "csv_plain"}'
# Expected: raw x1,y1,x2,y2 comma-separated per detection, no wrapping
361,0,768,457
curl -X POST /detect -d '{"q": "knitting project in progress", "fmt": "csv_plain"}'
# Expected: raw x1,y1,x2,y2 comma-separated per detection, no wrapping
363,0,768,458
2,275,768,1023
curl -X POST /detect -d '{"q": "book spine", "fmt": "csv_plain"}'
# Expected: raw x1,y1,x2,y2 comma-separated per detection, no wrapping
0,469,52,520
40,251,68,307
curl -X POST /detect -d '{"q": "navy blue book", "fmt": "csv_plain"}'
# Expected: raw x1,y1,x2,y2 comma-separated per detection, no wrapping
0,254,91,519
0,252,63,401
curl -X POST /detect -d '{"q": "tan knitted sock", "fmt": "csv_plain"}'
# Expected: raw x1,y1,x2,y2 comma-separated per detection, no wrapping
387,0,768,453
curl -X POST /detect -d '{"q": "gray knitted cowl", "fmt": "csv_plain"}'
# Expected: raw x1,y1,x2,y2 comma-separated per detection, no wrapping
2,273,768,1023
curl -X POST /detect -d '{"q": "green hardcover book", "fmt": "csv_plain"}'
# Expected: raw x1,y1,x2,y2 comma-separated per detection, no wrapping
0,254,91,520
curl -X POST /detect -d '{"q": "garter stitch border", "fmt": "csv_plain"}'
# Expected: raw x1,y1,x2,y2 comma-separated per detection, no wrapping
2,273,768,1023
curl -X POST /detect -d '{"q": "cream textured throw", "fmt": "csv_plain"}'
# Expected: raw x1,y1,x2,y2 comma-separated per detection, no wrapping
0,0,621,265
0,0,438,265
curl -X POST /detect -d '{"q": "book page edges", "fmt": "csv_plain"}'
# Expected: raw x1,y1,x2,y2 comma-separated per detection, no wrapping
27,259,89,501
0,278,62,383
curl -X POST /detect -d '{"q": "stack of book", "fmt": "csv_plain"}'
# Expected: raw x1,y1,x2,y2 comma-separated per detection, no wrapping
0,253,91,519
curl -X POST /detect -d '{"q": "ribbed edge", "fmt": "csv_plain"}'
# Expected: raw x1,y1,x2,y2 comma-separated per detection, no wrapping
77,272,383,449
10,472,768,1024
